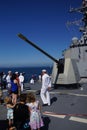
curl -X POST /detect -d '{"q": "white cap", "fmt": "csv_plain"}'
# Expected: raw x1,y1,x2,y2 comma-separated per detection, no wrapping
8,71,12,74
15,72,18,74
42,69,46,72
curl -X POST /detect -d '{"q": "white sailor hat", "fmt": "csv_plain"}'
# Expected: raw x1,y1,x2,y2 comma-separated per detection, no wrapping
42,69,46,72
8,71,12,73
15,72,18,74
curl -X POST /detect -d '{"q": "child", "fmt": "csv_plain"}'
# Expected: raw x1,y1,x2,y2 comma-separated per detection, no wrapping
13,94,30,130
4,96,15,128
26,92,44,130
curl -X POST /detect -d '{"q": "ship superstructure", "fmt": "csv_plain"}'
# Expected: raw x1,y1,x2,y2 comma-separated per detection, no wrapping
64,0,87,78
18,0,87,87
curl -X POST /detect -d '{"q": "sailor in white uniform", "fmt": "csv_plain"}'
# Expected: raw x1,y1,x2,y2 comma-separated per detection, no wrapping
40,69,51,106
19,73,24,92
6,71,12,89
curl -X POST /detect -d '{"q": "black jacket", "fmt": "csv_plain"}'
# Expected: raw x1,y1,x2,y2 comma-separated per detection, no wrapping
13,103,30,130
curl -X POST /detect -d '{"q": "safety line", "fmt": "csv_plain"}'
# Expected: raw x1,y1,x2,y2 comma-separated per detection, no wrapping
43,111,87,117
69,116,87,124
50,92,87,97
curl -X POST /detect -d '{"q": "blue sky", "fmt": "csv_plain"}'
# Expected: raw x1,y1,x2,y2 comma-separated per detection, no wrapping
0,0,82,67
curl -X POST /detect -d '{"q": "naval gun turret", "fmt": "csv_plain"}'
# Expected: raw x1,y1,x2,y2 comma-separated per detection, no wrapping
17,0,87,88
18,33,80,88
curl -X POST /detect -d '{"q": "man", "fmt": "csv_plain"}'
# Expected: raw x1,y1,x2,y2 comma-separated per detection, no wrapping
40,69,51,106
19,73,24,92
6,71,12,94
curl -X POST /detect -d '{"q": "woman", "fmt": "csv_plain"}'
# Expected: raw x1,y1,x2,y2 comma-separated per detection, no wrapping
11,73,19,105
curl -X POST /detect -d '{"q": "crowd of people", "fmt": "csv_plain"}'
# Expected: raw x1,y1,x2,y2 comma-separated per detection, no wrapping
0,71,25,93
0,69,52,130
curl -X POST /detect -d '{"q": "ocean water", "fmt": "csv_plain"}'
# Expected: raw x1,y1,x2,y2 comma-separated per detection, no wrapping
0,66,52,82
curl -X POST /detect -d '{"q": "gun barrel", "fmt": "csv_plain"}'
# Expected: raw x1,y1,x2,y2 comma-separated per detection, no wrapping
18,33,59,64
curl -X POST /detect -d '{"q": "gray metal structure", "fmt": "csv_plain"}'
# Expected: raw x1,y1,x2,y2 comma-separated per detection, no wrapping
18,0,87,87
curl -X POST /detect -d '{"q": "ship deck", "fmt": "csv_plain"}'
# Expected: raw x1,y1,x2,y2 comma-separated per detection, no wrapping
0,78,87,130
